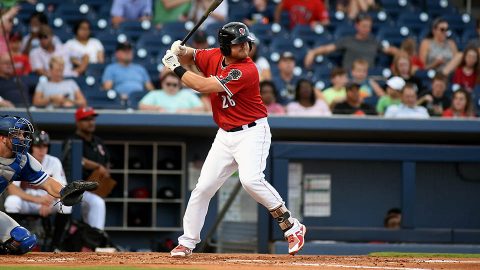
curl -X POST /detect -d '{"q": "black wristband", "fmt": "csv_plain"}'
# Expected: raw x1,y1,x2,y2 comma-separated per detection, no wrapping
173,66,187,79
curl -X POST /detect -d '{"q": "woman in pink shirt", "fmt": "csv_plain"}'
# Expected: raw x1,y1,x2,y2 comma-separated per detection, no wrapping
286,79,331,116
260,81,285,115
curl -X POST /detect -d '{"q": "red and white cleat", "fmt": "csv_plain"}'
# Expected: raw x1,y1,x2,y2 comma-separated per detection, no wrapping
287,224,306,255
170,244,193,257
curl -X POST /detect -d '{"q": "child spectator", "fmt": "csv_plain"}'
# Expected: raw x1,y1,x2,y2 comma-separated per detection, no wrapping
385,83,430,119
9,32,31,76
322,67,348,107
399,37,424,73
451,46,479,93
32,56,87,108
260,80,285,115
391,51,423,92
333,82,376,115
286,79,331,116
442,89,475,118
376,76,405,115
350,59,385,97
417,73,451,116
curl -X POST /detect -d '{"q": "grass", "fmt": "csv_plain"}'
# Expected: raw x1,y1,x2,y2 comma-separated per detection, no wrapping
370,252,480,258
0,267,200,270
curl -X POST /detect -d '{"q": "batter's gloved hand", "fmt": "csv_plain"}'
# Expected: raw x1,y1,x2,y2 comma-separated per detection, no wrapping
171,40,187,56
162,50,181,71
60,180,98,206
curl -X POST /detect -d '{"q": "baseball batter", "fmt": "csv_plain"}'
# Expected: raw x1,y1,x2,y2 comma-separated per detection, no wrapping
162,22,306,257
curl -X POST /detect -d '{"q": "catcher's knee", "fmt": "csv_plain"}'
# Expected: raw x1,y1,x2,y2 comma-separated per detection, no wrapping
1,226,37,255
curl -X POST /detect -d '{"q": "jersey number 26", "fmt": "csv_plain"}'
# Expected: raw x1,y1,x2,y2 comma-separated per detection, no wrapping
222,95,236,109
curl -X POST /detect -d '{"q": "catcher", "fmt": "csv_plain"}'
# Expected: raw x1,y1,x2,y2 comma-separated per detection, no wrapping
0,115,97,255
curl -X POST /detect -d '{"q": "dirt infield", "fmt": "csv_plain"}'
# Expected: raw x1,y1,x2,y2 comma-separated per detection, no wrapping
1,252,480,269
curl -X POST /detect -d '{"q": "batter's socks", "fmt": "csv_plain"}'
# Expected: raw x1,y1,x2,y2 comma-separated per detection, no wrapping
269,205,295,233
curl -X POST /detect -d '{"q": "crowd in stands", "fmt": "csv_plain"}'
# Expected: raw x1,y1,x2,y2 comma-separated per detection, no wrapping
0,0,479,118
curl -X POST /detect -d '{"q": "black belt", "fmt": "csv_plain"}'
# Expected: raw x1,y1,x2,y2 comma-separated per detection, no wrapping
227,121,257,132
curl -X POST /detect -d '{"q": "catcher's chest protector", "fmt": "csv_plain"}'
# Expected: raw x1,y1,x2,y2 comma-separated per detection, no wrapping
0,155,27,194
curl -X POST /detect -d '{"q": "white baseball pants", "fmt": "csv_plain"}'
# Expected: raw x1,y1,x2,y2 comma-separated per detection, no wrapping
178,118,285,249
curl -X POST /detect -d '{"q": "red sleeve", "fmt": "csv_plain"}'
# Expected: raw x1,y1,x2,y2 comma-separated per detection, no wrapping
23,56,31,75
314,1,329,21
193,48,218,75
214,62,258,98
452,68,462,85
282,0,293,11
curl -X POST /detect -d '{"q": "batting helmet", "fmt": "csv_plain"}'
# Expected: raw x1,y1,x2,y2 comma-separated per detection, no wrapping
32,130,50,146
218,22,255,56
0,115,34,155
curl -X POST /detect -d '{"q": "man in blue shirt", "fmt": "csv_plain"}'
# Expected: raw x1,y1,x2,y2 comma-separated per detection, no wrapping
0,115,93,255
111,0,152,28
102,42,154,97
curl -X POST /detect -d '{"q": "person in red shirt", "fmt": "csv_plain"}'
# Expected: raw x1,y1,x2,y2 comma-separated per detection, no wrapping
162,22,306,257
274,0,329,29
452,46,479,93
442,89,475,118
9,32,31,76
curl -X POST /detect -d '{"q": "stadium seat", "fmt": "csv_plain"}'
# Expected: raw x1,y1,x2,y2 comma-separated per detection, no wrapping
80,0,110,12
367,11,394,35
136,32,170,58
291,25,332,48
85,63,106,81
380,0,415,19
85,90,125,110
311,62,334,83
473,85,480,116
96,31,122,58
327,10,349,33
118,21,152,42
425,0,457,18
128,91,148,110
461,28,479,46
159,22,189,45
442,13,476,37
269,36,308,66
396,12,431,36
334,24,356,40
54,4,93,27
249,23,288,46
15,2,36,25
377,25,412,47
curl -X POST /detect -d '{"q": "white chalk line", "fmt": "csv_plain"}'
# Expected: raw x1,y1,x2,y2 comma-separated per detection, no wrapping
291,262,428,270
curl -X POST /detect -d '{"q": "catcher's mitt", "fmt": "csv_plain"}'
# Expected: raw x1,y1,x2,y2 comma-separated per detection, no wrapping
60,180,99,206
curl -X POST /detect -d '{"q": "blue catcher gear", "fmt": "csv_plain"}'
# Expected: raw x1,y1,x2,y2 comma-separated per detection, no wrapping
0,226,37,255
0,115,34,156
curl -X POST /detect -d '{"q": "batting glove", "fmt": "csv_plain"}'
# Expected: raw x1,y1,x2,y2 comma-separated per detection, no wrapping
171,40,187,56
162,50,181,71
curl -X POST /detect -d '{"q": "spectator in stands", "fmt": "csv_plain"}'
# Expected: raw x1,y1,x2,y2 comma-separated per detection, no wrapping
417,73,450,116
189,0,228,29
304,13,396,70
442,89,475,118
274,0,329,29
153,0,191,28
249,33,271,81
64,19,105,65
139,71,204,113
9,32,31,76
260,80,285,115
273,51,301,105
376,76,405,115
385,83,429,119
322,67,348,107
4,130,71,251
336,0,376,20
333,82,376,115
29,25,78,77
419,17,458,71
62,107,107,230
0,53,30,107
102,42,154,97
448,46,479,93
391,51,423,92
399,37,424,73
244,0,274,26
0,5,18,54
350,59,384,97
32,56,87,108
286,79,331,116
384,208,401,229
21,12,62,55
111,0,152,29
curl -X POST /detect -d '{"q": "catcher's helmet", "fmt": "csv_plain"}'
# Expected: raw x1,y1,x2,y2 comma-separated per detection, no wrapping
0,115,34,155
32,130,50,146
218,22,255,56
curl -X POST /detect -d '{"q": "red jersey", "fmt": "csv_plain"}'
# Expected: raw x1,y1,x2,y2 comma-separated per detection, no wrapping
194,48,268,131
282,0,329,29
12,54,31,76
452,67,477,92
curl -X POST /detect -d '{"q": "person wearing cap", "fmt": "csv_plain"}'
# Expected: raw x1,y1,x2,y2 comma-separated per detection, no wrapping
333,82,377,115
376,76,405,115
102,41,154,97
384,83,430,119
32,56,87,108
61,107,107,230
29,25,79,77
4,130,73,251
273,51,301,105
110,0,152,29
8,32,31,76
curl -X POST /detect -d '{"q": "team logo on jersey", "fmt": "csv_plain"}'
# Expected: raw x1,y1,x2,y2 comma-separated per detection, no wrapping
220,69,242,85
239,28,245,35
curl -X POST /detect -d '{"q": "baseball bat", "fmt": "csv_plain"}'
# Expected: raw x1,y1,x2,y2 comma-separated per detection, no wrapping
180,0,224,46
